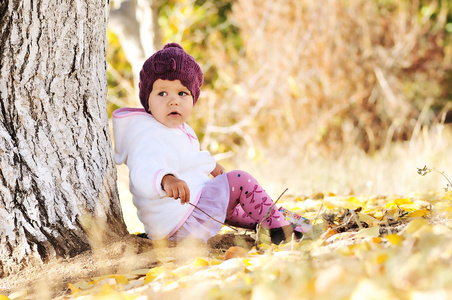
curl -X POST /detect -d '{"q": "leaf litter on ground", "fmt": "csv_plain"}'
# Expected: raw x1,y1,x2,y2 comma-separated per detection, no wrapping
4,191,452,300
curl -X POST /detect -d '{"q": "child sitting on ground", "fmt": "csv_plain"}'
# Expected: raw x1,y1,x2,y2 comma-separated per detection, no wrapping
112,43,311,244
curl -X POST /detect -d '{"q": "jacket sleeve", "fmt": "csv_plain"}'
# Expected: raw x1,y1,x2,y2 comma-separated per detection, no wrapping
126,135,180,199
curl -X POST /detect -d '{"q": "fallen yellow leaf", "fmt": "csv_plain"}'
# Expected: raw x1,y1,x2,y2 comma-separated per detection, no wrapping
144,266,167,283
355,226,380,238
347,196,367,208
394,198,413,205
67,283,82,295
258,243,271,251
89,274,129,285
357,213,380,226
385,234,403,246
114,276,129,285
210,259,223,266
128,268,151,277
192,257,210,266
243,258,252,266
70,280,91,290
403,218,430,234
325,203,338,210
409,209,430,218
399,203,421,212
372,237,382,243
385,198,413,209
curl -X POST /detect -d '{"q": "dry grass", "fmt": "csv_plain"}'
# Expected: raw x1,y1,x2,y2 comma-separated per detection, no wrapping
217,124,452,198
190,0,450,155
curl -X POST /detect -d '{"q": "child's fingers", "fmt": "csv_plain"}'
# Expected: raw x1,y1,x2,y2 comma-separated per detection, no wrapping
169,189,178,200
185,186,190,203
178,188,186,203
179,187,190,204
166,188,173,198
162,177,190,204
167,186,180,200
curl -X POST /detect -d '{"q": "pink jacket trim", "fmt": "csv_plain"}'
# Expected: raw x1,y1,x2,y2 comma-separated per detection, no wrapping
112,107,149,118
178,124,198,144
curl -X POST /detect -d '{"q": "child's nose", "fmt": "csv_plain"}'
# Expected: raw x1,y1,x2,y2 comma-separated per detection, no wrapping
169,95,179,105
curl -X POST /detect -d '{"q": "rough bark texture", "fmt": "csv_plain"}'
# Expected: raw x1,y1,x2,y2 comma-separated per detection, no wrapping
0,0,128,277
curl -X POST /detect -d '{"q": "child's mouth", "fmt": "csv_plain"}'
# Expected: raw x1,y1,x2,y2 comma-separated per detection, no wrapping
169,111,180,116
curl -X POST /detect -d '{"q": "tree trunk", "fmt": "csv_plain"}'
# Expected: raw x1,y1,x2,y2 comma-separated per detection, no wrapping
0,0,128,278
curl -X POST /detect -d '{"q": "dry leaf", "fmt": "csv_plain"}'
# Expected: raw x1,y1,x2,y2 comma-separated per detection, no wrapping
355,226,380,238
192,257,210,266
385,234,403,246
67,283,82,295
144,266,167,284
225,247,248,260
403,218,430,234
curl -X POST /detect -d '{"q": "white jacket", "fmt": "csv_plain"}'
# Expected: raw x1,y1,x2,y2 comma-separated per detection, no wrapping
112,107,216,239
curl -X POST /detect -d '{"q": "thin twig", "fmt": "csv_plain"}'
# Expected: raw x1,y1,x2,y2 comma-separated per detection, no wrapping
260,188,288,226
255,188,289,251
312,202,324,226
188,203,239,232
418,165,452,192
333,214,354,231
432,170,452,191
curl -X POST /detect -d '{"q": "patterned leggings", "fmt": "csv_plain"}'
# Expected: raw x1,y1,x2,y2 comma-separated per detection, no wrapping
225,170,292,230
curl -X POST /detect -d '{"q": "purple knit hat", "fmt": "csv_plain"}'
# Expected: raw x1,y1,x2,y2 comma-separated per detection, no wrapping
139,43,204,112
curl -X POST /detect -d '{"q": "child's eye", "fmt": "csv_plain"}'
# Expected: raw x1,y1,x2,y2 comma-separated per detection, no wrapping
178,91,189,96
158,91,167,96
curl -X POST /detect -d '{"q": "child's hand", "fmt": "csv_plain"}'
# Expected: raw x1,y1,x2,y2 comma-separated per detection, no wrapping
162,175,190,204
211,162,226,178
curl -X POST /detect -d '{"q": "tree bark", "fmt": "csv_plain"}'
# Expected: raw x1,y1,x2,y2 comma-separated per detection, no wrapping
0,0,128,278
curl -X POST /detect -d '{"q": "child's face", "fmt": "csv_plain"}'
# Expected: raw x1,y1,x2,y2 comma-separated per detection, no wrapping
148,79,194,128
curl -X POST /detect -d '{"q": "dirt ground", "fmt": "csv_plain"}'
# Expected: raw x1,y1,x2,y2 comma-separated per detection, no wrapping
0,233,255,299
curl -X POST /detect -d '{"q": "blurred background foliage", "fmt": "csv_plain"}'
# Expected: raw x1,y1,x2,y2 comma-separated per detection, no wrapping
107,30,135,110
107,0,452,195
